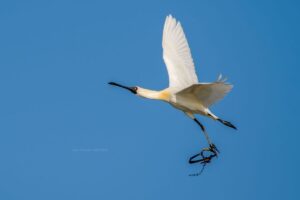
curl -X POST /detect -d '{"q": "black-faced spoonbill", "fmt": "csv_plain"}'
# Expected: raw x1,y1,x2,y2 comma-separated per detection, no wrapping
108,15,237,174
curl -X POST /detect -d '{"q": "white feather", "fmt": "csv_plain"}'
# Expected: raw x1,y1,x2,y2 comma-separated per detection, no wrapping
162,15,198,92
176,81,233,108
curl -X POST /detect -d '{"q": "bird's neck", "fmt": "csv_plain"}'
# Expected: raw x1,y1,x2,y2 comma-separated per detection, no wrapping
137,88,171,101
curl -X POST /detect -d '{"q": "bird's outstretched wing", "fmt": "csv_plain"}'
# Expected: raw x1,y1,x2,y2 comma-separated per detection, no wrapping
176,76,233,107
163,15,198,92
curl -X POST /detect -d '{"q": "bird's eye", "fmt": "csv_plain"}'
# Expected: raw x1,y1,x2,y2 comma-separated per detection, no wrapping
133,87,138,91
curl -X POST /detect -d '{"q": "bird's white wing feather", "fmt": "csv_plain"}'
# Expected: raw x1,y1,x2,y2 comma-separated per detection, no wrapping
163,15,198,92
176,77,233,107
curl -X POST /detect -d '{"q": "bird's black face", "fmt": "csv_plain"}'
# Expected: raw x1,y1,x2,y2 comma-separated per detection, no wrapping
108,82,138,94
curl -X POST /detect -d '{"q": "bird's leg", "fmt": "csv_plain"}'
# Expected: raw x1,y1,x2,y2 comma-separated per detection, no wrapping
193,118,212,145
189,118,219,166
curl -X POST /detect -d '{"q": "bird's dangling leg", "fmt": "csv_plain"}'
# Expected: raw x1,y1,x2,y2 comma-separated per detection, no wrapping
193,118,219,158
188,118,219,176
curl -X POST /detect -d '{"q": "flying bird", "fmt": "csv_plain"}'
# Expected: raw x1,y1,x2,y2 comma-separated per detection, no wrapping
109,15,236,169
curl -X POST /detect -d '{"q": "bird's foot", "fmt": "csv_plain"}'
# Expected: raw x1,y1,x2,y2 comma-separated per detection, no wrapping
204,143,219,159
189,144,219,176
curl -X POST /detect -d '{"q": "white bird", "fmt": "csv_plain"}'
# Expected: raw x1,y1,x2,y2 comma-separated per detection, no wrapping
109,15,236,165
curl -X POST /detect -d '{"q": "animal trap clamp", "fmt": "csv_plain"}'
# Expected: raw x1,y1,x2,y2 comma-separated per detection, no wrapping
188,144,219,176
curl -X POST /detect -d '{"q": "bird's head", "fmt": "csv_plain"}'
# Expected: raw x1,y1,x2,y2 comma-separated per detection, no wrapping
108,82,139,94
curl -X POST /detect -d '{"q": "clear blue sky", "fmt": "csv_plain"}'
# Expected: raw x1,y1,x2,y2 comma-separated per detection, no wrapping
0,0,299,199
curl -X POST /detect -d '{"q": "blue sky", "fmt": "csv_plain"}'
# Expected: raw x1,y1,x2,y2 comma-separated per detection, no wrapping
0,0,299,199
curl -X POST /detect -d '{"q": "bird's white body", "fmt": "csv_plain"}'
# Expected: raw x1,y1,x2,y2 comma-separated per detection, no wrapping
135,15,232,121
